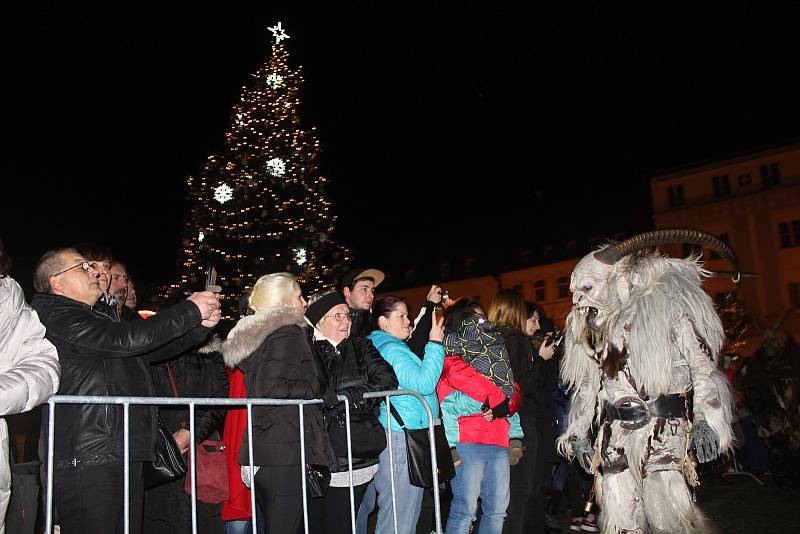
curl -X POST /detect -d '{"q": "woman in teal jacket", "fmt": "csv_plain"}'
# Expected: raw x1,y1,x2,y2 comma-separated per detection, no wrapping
362,295,444,534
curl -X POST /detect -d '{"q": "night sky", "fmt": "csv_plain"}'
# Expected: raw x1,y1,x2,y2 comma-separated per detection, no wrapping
4,3,800,295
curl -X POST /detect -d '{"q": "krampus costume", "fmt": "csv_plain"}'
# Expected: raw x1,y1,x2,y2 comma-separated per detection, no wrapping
558,230,737,534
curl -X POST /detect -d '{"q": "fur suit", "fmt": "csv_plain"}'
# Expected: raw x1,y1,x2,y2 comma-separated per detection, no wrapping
558,238,735,534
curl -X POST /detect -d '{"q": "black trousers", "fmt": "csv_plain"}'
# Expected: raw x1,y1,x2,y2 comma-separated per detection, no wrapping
54,461,144,534
143,476,225,534
307,482,369,534
252,464,304,534
502,416,550,534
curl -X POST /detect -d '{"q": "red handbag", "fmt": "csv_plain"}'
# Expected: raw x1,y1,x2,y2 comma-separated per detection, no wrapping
184,439,229,503
167,363,230,504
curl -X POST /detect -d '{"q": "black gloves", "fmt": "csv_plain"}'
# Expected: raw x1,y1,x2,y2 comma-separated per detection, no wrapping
489,397,510,419
569,435,595,474
338,386,364,406
691,420,721,463
322,387,339,408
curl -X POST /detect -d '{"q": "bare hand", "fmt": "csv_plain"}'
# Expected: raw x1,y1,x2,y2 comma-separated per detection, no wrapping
202,307,221,328
187,291,220,321
482,408,494,422
173,428,191,455
426,285,444,304
429,314,444,342
538,336,555,360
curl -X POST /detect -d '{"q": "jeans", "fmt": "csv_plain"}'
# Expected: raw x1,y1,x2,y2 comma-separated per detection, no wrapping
225,504,265,534
446,443,510,534
372,430,424,534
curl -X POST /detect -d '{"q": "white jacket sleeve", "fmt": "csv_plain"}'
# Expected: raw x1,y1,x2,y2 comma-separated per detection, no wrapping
0,277,60,415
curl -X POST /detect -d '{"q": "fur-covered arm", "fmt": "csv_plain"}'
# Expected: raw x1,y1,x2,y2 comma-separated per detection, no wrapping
556,311,600,458
677,316,734,455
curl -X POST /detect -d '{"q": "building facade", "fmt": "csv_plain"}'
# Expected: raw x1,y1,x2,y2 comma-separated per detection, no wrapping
651,143,800,337
382,143,800,339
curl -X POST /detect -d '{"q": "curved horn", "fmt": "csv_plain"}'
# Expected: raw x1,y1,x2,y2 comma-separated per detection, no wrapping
594,229,740,283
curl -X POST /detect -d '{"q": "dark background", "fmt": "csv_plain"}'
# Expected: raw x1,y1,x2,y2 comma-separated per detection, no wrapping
3,2,800,294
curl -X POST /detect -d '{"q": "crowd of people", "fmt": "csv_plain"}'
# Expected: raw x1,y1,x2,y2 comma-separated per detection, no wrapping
0,239,604,534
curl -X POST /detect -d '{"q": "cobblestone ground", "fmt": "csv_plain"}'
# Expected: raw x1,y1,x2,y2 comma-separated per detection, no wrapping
553,470,797,533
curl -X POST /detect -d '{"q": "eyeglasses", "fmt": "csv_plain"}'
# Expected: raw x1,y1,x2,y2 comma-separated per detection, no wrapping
324,312,357,322
53,261,97,277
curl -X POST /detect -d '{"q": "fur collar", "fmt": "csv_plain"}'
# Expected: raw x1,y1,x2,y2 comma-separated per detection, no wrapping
221,308,306,368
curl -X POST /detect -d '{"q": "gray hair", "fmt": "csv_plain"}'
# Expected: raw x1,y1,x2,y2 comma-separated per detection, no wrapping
33,248,73,293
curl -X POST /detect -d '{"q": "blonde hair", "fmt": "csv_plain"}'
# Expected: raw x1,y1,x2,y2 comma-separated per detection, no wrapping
488,289,528,332
248,272,298,311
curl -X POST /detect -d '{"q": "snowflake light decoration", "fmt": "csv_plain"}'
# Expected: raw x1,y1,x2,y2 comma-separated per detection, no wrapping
293,247,307,265
266,73,284,88
266,158,286,177
213,183,234,204
268,22,290,43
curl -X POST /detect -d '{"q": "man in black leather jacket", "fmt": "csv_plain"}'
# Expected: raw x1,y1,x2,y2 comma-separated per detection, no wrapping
31,247,221,534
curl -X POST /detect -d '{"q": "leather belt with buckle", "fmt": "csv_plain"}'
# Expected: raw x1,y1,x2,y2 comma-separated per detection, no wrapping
604,393,687,430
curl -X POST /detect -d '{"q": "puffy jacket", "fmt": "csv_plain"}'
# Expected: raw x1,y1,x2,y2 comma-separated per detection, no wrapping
313,335,398,471
0,278,60,417
31,292,209,465
437,356,522,447
221,308,329,467
367,330,444,431
1,277,60,526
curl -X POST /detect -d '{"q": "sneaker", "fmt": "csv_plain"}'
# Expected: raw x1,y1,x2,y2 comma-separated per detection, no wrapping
580,513,599,532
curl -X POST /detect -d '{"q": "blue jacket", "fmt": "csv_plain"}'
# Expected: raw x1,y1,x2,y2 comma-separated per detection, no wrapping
367,330,444,431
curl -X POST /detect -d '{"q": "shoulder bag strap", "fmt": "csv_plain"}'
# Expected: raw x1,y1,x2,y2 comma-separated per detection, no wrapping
388,401,407,429
166,363,180,398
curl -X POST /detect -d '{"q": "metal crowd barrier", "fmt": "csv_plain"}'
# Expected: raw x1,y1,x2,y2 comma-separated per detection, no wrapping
45,389,442,534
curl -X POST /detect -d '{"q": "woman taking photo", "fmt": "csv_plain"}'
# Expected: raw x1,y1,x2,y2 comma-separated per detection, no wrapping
220,273,330,534
305,291,398,533
362,295,445,534
488,291,556,534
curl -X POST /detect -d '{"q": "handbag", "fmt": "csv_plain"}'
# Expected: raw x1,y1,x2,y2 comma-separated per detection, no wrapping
143,420,187,489
306,463,331,498
326,407,387,459
184,440,229,503
389,404,455,488
166,363,229,503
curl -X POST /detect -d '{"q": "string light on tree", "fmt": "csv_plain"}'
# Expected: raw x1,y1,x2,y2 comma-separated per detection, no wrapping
174,22,350,328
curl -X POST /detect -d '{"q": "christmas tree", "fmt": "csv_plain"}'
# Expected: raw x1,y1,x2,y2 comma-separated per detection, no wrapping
174,22,350,324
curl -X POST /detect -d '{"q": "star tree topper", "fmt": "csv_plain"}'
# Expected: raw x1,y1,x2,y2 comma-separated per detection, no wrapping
268,22,290,43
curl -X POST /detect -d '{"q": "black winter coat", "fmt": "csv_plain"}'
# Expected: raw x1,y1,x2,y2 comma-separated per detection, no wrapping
31,293,210,465
221,309,329,467
150,338,229,442
313,336,398,472
500,326,558,419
